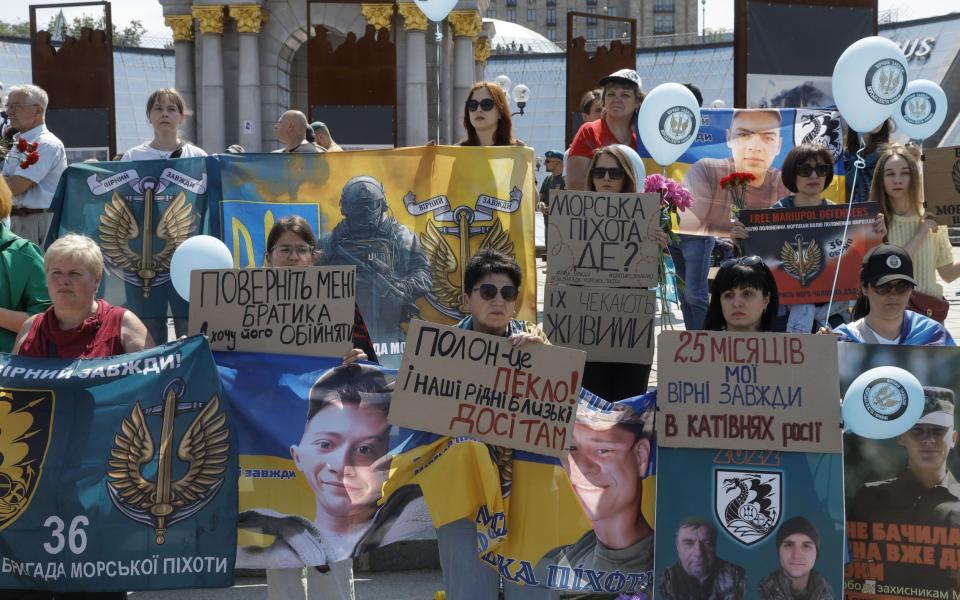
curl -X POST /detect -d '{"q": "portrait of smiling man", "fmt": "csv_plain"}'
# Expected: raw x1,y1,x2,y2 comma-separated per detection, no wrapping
758,517,834,600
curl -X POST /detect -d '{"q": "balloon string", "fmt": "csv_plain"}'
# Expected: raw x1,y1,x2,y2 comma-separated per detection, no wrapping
436,23,442,143
826,134,865,320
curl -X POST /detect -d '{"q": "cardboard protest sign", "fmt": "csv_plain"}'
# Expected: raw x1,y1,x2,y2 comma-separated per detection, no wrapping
657,331,841,453
654,447,844,600
740,202,882,305
188,266,356,356
546,190,661,287
923,146,960,226
543,283,656,364
388,319,586,457
840,344,960,600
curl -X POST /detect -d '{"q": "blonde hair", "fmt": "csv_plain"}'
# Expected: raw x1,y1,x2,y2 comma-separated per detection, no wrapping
45,234,104,279
869,144,923,218
586,145,641,193
0,177,11,220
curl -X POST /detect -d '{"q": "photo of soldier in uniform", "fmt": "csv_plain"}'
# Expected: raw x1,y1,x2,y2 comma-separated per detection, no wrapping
659,517,746,600
758,516,834,600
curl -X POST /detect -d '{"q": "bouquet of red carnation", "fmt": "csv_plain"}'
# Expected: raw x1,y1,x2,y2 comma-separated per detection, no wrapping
719,171,756,221
644,173,694,329
1,135,40,169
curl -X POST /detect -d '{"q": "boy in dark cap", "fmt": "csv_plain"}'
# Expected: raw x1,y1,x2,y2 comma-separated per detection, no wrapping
758,516,833,600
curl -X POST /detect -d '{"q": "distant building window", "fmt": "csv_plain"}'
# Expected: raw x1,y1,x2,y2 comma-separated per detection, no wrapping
547,7,557,21
547,27,556,40
606,25,616,39
527,8,536,20
654,14,674,33
587,27,596,39
587,6,597,24
606,6,617,16
485,8,496,18
507,7,517,20
655,0,674,11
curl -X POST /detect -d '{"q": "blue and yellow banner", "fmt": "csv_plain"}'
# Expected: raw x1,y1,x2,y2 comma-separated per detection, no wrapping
214,147,538,367
0,337,237,591
636,108,847,236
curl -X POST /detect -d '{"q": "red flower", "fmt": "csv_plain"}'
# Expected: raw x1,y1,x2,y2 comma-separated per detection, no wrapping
16,137,28,152
28,142,38,153
27,151,39,165
19,160,29,169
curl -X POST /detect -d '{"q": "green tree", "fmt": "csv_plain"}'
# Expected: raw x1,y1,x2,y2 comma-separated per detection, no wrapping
0,20,31,38
45,14,146,47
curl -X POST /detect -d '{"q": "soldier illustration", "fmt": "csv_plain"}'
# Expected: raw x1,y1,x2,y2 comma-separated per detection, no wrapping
316,176,432,345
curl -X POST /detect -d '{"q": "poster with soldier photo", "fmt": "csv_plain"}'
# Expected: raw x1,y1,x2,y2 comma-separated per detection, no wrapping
213,147,537,367
840,344,960,600
654,447,844,600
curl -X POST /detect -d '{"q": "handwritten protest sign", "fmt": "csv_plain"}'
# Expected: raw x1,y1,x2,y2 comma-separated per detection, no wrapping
741,203,882,305
922,146,960,226
544,283,656,364
388,319,586,457
657,331,841,453
188,266,355,356
546,190,660,287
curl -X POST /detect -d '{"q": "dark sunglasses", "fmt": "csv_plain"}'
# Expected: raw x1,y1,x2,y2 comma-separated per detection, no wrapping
591,167,625,180
720,255,763,269
474,284,519,301
872,280,913,295
795,163,832,177
467,98,496,112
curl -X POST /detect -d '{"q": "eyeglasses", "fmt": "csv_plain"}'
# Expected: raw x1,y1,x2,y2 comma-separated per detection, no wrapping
473,284,519,301
720,255,763,269
871,280,913,295
4,102,38,112
467,98,496,112
272,245,314,258
591,167,625,180
795,163,832,177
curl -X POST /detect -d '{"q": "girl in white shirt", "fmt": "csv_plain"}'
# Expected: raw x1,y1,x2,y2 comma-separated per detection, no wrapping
121,88,206,160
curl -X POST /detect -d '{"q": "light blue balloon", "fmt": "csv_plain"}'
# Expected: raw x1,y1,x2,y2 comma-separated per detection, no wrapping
832,36,908,133
170,235,234,301
892,79,948,142
613,144,646,187
637,83,701,167
842,366,924,439
414,0,457,22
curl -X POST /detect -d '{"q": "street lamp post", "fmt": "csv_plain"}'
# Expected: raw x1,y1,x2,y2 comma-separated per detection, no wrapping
495,75,532,117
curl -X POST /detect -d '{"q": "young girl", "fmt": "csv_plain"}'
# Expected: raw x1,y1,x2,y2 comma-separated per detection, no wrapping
121,88,206,160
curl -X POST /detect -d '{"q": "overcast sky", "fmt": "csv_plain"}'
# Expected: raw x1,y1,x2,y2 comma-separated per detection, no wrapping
5,0,959,40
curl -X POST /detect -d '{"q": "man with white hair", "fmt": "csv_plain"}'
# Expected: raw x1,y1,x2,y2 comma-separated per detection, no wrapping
2,84,67,245
274,110,323,153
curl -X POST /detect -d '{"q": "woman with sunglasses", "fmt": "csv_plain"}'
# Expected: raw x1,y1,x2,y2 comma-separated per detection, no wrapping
829,244,954,346
437,248,557,600
261,216,375,600
870,145,960,322
459,82,522,147
704,256,780,332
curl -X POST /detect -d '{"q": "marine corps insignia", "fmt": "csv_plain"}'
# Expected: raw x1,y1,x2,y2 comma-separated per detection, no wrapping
864,59,906,105
0,389,54,532
98,176,198,299
107,379,229,544
862,377,909,422
779,234,823,286
659,106,696,145
902,92,934,126
715,469,781,546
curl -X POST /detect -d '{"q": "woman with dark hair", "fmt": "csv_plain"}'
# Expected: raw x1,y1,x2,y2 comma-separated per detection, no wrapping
828,244,954,346
869,145,960,321
704,256,780,332
844,118,893,204
566,69,644,191
459,81,522,147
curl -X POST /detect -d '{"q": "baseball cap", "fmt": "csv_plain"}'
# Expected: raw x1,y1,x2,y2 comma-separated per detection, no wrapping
598,69,642,89
544,150,563,159
861,244,917,287
916,386,955,427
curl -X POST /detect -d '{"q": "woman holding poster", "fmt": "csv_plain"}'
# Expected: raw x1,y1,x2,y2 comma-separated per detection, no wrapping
704,256,780,332
871,145,960,322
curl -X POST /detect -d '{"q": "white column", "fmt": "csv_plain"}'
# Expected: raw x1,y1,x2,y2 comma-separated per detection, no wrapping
399,4,429,146
230,6,265,152
193,6,226,154
448,12,481,143
164,15,197,142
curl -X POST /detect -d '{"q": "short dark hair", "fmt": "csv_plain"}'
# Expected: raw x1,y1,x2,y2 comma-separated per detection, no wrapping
265,215,317,255
677,517,716,542
463,248,521,295
704,259,780,332
683,83,703,107
731,109,782,128
580,88,602,114
305,126,316,143
307,364,391,422
781,143,835,193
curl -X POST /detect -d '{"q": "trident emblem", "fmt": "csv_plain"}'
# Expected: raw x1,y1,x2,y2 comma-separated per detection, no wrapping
779,234,823,286
106,379,229,544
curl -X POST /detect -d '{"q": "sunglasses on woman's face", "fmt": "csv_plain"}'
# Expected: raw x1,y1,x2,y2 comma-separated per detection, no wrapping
720,255,763,269
872,280,913,295
591,167,625,180
473,284,519,301
467,98,496,112
795,163,831,177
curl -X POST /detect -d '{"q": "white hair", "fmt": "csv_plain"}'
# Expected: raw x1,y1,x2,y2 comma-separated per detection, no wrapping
9,84,49,113
45,234,103,279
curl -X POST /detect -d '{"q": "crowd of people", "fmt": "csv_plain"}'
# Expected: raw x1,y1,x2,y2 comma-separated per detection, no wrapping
1,64,958,600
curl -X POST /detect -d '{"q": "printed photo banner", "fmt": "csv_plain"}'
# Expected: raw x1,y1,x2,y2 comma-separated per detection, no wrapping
840,344,960,600
635,108,847,237
0,337,237,591
922,146,960,226
657,331,842,453
388,319,586,457
654,447,844,600
544,283,656,364
45,158,213,320
213,147,538,368
187,266,356,356
740,202,882,305
220,350,656,595
545,190,661,287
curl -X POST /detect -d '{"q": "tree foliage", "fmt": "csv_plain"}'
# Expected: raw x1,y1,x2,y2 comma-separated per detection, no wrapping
0,15,146,47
